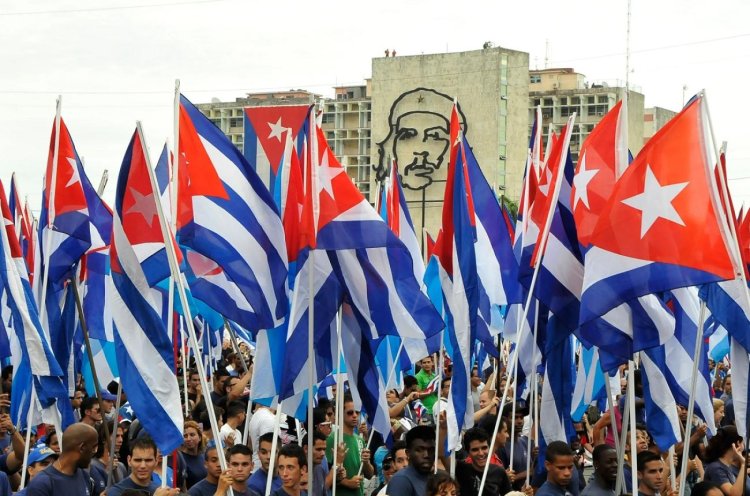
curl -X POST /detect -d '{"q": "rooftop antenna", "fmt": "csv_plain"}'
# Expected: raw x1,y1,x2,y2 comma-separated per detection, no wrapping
625,0,631,92
544,39,549,68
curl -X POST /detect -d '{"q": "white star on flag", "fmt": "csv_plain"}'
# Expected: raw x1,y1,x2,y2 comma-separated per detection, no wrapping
267,117,286,142
572,153,599,210
65,157,82,188
621,164,688,238
317,152,344,198
538,167,553,196
125,188,158,227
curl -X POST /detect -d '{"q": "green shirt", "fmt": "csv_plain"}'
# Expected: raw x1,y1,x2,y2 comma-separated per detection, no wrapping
416,368,438,410
326,430,366,496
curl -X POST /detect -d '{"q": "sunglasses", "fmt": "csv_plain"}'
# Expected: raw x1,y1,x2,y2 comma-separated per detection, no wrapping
346,410,358,416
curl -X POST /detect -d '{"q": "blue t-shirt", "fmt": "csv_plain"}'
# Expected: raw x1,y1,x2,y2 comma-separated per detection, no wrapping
189,478,218,496
107,477,160,496
247,468,282,495
25,465,94,496
183,451,208,489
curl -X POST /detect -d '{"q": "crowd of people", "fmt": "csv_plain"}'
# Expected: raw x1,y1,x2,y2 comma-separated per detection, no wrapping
0,343,743,496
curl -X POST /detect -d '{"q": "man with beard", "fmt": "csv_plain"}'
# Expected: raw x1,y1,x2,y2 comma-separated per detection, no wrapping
374,88,467,191
581,445,617,496
387,425,437,496
455,427,511,496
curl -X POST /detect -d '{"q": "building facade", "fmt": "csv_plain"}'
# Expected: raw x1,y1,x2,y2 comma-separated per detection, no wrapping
529,68,645,163
370,46,530,241
321,82,373,198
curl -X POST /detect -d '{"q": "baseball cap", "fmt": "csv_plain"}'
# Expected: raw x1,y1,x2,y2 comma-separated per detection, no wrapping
28,445,57,465
99,390,117,402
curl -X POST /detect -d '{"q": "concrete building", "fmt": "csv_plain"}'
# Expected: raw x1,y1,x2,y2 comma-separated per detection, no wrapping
196,90,320,153
643,106,677,144
371,46,530,241
528,68,645,163
321,82,373,198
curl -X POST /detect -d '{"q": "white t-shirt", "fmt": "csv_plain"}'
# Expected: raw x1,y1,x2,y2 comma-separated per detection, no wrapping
220,423,241,446
248,407,276,472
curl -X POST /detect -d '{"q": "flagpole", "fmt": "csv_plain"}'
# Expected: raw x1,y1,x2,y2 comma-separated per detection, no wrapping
135,121,232,495
678,300,707,496
615,377,631,495
434,331,445,473
605,374,623,493
265,404,285,496
18,388,36,489
478,113,576,496
524,301,540,486
627,359,638,496
107,379,123,487
69,276,112,454
225,320,254,444
332,308,344,496
180,326,189,418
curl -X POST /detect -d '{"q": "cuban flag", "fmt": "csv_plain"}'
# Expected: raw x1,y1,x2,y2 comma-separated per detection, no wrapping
706,317,730,362
658,287,716,434
110,128,184,454
35,115,111,400
340,302,392,443
433,104,479,451
381,161,442,364
0,181,72,429
579,95,737,325
571,99,678,366
537,329,576,470
177,94,289,333
639,349,682,450
276,115,443,430
8,175,34,281
531,118,585,347
570,343,606,422
243,104,310,202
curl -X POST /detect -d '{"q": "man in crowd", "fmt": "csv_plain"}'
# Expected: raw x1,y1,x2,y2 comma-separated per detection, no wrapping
535,441,576,496
637,451,668,496
26,423,99,495
79,397,103,427
13,445,54,496
325,395,374,496
581,445,617,496
275,443,308,496
219,444,255,496
387,425,436,496
249,405,276,472
220,401,246,447
108,436,179,496
189,443,223,496
416,357,438,411
455,427,511,496
248,432,282,494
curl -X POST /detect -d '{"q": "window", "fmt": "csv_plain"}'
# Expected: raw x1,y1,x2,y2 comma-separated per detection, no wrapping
530,74,542,84
533,98,541,107
543,98,553,107
598,94,609,103
560,97,568,105
587,96,595,104
572,96,581,105
229,118,242,128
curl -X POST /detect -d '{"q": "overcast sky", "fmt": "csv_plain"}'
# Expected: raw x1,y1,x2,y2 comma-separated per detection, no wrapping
1,0,748,210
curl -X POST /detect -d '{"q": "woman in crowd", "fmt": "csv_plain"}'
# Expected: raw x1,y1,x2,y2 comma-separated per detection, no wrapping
181,420,207,489
703,426,750,496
